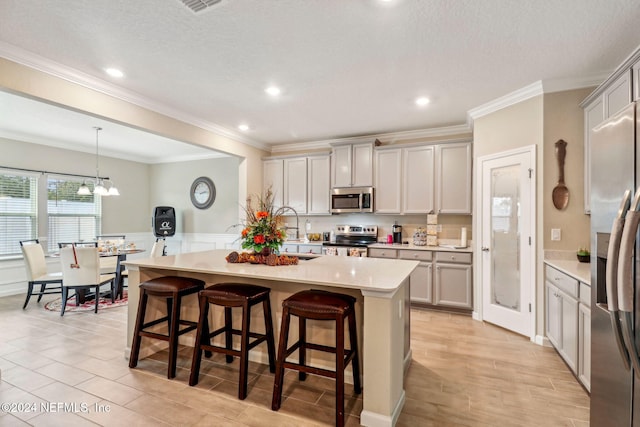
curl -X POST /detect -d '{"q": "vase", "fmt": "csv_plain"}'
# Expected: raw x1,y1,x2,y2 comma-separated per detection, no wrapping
259,247,272,256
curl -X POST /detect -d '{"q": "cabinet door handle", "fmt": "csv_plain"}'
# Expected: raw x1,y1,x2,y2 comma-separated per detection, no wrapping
481,247,489,252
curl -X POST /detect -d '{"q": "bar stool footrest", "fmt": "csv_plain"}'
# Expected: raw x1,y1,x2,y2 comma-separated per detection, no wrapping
282,362,339,379
139,320,199,341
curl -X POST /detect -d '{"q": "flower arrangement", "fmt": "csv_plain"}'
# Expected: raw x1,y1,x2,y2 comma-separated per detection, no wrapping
240,188,286,254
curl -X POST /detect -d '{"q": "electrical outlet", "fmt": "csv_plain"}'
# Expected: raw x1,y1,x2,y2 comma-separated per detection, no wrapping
551,228,561,241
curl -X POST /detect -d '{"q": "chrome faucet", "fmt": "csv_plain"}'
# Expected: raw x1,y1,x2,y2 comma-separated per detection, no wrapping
280,205,299,240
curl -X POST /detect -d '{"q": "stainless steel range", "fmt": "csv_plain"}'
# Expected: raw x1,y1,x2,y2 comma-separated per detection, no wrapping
322,225,377,257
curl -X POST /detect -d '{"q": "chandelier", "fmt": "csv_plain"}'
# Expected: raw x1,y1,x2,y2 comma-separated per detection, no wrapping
77,127,120,196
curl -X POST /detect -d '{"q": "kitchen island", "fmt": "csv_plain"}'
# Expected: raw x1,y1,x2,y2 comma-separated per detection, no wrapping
124,249,418,427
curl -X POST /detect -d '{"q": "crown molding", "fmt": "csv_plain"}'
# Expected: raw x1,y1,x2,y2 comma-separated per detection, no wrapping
270,124,472,154
467,73,608,127
467,81,544,124
0,42,270,153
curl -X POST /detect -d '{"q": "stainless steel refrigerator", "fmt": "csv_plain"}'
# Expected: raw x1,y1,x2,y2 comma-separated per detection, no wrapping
591,101,639,426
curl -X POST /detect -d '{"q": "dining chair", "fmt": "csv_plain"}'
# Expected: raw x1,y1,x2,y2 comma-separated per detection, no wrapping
59,247,116,316
20,239,63,309
96,234,126,241
58,242,98,248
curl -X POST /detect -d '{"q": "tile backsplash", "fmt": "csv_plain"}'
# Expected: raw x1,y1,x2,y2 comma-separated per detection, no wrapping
289,213,472,243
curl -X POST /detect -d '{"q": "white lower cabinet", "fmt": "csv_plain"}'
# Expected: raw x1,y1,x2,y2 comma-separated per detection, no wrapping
398,250,433,304
371,248,472,311
280,243,322,254
409,263,432,304
545,265,581,376
434,262,473,309
578,302,591,391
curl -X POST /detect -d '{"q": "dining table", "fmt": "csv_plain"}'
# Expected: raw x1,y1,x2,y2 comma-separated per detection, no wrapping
53,247,145,302
107,248,145,299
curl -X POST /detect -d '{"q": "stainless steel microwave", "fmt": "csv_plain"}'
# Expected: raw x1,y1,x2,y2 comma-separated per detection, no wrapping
331,187,374,213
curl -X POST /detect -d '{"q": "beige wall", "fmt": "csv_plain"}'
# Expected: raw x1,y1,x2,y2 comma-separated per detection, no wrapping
473,95,545,337
1,138,242,236
0,137,150,233
543,88,593,251
149,157,240,233
473,89,594,339
0,57,269,209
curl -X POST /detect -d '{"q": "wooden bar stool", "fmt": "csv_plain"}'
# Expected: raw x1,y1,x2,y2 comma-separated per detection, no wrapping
271,289,362,427
129,276,205,379
189,283,276,400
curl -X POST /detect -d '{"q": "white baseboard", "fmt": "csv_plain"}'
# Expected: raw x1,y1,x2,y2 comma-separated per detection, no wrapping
360,389,405,427
535,334,550,347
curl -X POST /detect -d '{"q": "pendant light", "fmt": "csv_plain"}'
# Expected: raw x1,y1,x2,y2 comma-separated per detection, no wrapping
77,127,120,196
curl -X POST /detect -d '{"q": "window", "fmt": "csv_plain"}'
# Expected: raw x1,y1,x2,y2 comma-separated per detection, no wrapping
47,176,101,252
0,170,38,256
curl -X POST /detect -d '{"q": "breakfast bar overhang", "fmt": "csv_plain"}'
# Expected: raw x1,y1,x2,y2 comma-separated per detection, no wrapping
124,249,418,427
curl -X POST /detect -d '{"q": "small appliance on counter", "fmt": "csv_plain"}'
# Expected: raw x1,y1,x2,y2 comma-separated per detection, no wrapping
392,222,402,244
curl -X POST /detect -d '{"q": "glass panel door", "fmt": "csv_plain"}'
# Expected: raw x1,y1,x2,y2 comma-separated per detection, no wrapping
490,165,520,310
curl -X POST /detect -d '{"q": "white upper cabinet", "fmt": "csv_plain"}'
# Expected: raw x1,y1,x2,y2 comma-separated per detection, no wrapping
263,159,284,208
332,145,352,188
331,142,373,187
283,157,308,214
307,154,330,215
583,99,604,214
403,145,435,214
373,141,471,215
264,154,330,216
352,143,374,187
604,70,632,117
374,148,402,213
582,57,637,214
436,142,472,214
634,60,640,101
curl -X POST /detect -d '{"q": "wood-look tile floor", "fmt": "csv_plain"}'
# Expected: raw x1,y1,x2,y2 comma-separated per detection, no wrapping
0,294,589,426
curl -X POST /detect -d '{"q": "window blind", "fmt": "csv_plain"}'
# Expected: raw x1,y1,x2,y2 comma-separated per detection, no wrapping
47,176,101,252
0,170,38,256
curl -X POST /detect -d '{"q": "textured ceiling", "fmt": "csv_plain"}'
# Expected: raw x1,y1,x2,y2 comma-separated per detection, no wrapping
1,0,640,160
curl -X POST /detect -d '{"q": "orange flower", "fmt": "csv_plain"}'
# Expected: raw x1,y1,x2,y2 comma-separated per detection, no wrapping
241,228,249,237
256,211,269,219
253,235,266,244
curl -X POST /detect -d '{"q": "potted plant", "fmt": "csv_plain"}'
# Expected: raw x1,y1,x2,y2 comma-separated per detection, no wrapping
577,247,590,263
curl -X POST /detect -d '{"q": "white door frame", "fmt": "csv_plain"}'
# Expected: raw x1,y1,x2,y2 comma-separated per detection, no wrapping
473,145,536,342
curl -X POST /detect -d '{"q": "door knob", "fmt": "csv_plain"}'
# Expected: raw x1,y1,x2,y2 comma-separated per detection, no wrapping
481,247,490,252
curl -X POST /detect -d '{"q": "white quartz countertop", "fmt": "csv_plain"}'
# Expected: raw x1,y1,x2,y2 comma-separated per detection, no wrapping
544,259,591,286
282,240,323,246
368,242,472,253
124,249,418,294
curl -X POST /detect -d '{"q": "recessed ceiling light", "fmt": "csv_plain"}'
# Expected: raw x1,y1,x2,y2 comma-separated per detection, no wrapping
415,97,430,106
105,68,124,78
265,86,281,96
238,124,249,131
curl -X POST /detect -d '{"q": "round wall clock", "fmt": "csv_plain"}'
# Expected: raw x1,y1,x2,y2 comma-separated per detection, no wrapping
190,176,216,209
